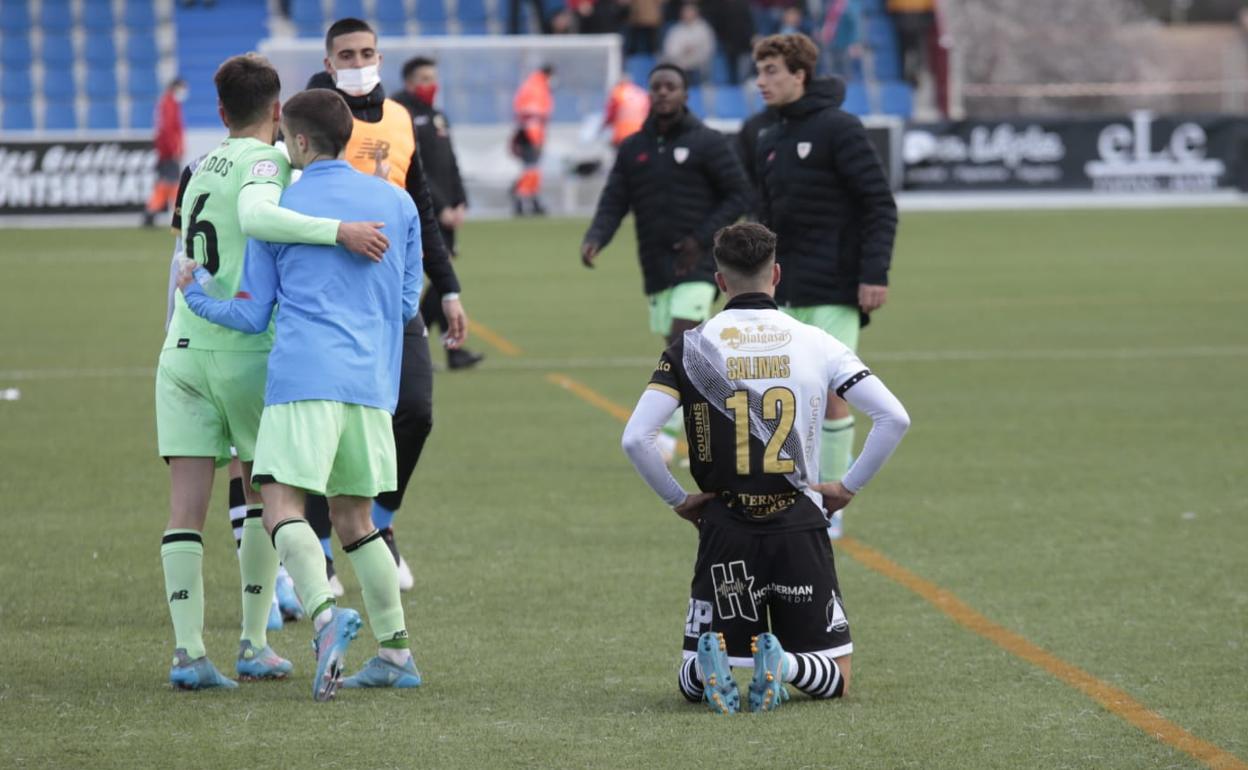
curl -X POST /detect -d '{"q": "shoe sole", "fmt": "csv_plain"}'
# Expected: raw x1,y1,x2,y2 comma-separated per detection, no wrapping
696,632,739,715
748,634,787,713
314,613,362,702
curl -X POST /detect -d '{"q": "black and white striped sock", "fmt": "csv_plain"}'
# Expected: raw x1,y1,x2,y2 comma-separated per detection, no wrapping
787,652,844,699
227,476,247,550
678,655,705,702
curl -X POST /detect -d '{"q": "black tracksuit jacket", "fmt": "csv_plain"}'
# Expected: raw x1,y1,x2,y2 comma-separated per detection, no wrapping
584,109,751,295
753,82,897,308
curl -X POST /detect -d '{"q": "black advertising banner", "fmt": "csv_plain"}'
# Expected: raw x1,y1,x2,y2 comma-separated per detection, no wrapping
902,112,1248,193
0,139,157,214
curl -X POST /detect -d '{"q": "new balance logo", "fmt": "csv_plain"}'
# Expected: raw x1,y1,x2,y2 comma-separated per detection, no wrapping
711,561,758,622
388,630,409,642
169,590,189,602
244,584,263,595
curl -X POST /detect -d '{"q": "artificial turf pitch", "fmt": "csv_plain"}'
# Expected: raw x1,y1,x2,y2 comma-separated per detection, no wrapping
1,208,1245,769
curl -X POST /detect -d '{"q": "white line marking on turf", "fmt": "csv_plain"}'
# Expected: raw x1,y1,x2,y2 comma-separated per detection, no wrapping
4,346,1247,381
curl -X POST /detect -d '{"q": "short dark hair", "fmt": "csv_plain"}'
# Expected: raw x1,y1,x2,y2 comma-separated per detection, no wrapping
282,89,354,158
402,56,436,81
648,62,688,88
214,54,281,127
713,223,777,278
753,33,819,86
325,17,375,53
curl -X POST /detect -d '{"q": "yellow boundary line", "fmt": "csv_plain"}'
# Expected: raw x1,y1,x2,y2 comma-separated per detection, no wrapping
545,373,1246,770
468,319,523,357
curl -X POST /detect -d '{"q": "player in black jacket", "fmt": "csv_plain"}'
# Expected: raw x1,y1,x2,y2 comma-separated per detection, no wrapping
393,55,484,371
582,63,751,349
752,34,898,539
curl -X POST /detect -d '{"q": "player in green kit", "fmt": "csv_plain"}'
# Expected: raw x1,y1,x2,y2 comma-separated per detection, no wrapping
157,53,390,690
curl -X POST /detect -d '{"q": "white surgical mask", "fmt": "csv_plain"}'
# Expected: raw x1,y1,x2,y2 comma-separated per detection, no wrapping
335,64,380,97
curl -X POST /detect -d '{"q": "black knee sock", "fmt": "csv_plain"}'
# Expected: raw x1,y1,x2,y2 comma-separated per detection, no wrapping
678,655,705,702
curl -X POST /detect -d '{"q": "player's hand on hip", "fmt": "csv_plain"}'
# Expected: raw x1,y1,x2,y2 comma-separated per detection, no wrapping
438,206,458,229
672,236,702,277
858,283,888,313
337,221,389,263
580,241,599,268
441,296,468,350
673,492,716,529
812,481,855,513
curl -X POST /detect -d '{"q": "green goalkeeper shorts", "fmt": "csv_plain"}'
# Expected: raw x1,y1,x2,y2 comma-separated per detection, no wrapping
155,348,267,466
647,281,717,337
251,400,397,498
782,304,861,352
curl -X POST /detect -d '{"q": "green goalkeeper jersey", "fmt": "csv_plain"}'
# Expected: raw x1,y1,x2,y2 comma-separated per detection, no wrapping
163,137,301,352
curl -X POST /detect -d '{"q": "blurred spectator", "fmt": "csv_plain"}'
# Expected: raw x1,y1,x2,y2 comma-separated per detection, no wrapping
887,0,935,86
625,0,664,55
662,3,717,86
551,8,576,32
578,0,628,34
603,73,650,146
778,5,809,35
818,0,863,79
705,0,756,84
511,64,555,216
509,0,553,33
143,78,186,227
750,0,790,36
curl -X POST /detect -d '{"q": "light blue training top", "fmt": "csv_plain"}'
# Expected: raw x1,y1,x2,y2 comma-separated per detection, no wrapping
183,159,423,413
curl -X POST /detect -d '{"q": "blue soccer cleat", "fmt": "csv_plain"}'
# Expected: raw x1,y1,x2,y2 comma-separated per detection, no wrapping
169,649,238,691
748,632,791,713
267,599,283,631
696,632,739,714
236,640,293,681
310,607,361,702
275,572,303,622
342,655,422,689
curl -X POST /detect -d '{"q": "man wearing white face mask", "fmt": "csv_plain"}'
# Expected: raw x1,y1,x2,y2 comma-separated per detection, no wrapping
303,17,475,598
144,77,188,227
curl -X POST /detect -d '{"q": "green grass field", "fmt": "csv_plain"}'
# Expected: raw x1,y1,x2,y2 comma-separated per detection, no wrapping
1,208,1246,769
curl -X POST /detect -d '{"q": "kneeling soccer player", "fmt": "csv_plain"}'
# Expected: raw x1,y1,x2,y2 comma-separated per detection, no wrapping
180,88,424,701
622,223,910,713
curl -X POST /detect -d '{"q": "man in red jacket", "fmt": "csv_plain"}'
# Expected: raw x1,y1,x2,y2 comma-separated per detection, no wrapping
144,77,187,227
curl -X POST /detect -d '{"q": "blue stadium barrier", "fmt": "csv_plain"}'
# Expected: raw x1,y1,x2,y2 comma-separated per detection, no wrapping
43,69,76,100
0,2,30,33
686,85,705,117
87,99,119,129
86,68,118,100
417,0,448,23
129,97,156,129
82,2,115,30
1,68,32,99
419,18,447,34
864,14,897,55
290,0,323,37
843,79,868,115
870,49,900,80
43,99,77,129
713,85,747,119
124,0,157,30
39,0,73,33
84,33,117,66
128,66,160,98
2,100,35,130
878,79,912,118
625,54,655,86
41,32,75,67
711,52,733,86
127,32,159,67
375,0,408,35
457,0,489,33
332,0,366,20
0,32,31,66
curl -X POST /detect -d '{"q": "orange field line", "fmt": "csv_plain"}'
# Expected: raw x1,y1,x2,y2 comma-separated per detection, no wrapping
547,376,1246,770
468,319,522,357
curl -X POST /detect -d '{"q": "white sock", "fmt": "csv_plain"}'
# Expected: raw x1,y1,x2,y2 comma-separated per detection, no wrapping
782,652,799,683
313,607,332,632
378,646,412,666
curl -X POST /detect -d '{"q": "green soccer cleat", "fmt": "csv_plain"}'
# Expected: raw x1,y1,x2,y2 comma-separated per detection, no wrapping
341,655,422,689
236,640,293,681
696,632,739,714
748,632,791,713
169,649,238,691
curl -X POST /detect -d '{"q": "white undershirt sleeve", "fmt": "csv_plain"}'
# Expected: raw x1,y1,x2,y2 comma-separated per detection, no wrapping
838,375,911,494
621,388,689,507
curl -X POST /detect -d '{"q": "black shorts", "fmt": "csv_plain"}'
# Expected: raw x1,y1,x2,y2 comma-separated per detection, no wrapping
682,518,852,665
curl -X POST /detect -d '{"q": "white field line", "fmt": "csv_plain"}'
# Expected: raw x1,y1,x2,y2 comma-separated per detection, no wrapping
4,345,1247,381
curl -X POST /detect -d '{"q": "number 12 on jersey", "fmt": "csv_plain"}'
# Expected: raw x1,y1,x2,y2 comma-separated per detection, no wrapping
724,387,796,475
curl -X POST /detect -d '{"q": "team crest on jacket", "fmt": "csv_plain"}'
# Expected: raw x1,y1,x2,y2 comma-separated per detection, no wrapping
797,142,812,159
674,147,689,164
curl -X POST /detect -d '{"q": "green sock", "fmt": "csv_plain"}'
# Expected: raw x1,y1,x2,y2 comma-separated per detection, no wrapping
821,417,856,483
345,531,408,648
238,510,278,647
161,529,206,659
272,519,333,625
